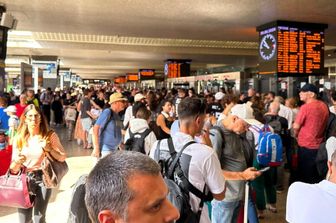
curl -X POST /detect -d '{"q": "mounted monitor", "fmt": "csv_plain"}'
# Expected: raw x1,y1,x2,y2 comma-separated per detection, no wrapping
257,21,328,77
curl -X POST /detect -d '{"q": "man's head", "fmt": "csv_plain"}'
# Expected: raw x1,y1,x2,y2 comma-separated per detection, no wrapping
248,88,256,97
109,93,128,113
178,97,207,136
85,151,179,223
222,115,249,135
83,89,92,97
134,93,146,103
135,106,151,122
268,101,280,115
177,88,186,98
327,150,336,183
264,91,275,103
299,83,318,102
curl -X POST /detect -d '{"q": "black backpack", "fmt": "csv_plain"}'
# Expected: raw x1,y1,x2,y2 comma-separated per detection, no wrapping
67,174,90,223
124,128,152,154
156,138,212,223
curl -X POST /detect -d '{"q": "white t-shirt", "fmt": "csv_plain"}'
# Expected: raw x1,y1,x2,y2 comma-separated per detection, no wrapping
279,104,293,130
286,180,336,223
123,105,133,127
149,132,225,223
329,106,336,115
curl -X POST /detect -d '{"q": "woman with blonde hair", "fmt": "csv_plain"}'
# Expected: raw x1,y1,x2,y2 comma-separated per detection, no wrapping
9,104,67,223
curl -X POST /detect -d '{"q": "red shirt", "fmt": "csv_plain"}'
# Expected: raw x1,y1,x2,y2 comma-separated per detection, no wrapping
15,103,27,118
295,100,329,149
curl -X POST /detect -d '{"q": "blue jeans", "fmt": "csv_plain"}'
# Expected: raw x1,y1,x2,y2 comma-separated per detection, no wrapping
211,200,240,223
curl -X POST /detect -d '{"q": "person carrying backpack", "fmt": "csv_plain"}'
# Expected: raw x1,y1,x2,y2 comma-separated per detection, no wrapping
150,97,226,223
209,108,262,223
92,93,127,158
124,106,157,155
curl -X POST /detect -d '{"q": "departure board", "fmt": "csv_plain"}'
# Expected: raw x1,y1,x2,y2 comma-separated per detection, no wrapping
257,21,328,77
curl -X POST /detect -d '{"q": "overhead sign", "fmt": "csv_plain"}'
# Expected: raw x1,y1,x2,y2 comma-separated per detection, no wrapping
165,59,192,78
126,73,139,82
139,69,155,80
257,21,328,77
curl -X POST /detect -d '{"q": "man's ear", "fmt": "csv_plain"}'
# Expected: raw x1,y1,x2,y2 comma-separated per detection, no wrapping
98,210,120,223
327,161,333,177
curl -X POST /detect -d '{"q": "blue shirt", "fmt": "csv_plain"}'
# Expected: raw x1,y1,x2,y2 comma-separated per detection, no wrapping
0,108,9,130
96,108,122,151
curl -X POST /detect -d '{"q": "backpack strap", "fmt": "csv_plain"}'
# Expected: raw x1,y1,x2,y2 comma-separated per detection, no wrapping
167,140,196,178
167,137,176,156
141,128,152,138
100,109,113,134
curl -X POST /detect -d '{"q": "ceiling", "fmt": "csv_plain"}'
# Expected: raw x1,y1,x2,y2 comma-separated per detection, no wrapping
3,0,336,79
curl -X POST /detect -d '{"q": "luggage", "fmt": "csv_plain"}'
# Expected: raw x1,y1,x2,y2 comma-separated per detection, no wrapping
256,125,283,167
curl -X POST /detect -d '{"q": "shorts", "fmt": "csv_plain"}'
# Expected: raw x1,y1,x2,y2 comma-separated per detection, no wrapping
81,117,92,132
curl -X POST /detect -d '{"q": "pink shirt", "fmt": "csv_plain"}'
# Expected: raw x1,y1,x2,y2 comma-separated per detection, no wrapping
295,100,329,149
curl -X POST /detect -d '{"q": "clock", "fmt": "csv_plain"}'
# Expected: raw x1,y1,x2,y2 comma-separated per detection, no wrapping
259,33,277,61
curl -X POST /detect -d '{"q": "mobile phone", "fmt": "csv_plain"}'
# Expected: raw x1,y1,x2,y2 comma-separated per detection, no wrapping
259,167,270,172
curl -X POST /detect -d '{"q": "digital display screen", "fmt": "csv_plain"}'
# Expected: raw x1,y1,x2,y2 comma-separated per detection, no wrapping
126,73,139,81
165,59,191,78
257,21,327,77
139,69,155,80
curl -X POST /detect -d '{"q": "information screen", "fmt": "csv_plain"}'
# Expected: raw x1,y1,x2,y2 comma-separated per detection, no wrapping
139,69,155,80
165,59,191,78
257,21,327,77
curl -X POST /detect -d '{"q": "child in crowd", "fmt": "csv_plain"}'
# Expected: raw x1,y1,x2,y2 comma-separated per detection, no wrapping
4,105,19,145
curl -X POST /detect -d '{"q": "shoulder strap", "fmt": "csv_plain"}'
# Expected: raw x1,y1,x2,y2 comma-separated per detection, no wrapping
141,128,152,138
168,140,196,178
211,125,226,149
128,128,134,138
155,140,161,161
100,109,113,134
167,137,176,156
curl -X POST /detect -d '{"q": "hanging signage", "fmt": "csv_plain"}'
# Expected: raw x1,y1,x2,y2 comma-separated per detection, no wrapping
114,76,127,84
139,69,155,80
165,59,191,78
126,73,139,82
257,20,328,76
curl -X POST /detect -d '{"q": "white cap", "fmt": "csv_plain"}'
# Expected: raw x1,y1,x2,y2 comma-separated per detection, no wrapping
4,105,16,113
134,93,146,102
215,92,225,101
230,102,261,125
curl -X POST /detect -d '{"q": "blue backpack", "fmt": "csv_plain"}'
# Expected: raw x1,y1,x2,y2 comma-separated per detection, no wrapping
256,125,283,167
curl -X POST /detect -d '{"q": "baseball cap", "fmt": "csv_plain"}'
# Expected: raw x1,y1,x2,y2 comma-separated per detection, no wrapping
230,102,262,126
300,83,318,95
4,105,16,113
134,93,146,102
109,93,127,104
215,92,225,101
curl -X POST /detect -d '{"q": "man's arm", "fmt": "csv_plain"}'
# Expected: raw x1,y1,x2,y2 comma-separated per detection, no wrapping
223,167,261,181
292,122,301,138
91,124,100,158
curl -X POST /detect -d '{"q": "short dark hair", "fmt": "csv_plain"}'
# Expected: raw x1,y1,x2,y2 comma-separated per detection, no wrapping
136,106,151,120
132,101,147,117
178,97,206,120
85,151,161,223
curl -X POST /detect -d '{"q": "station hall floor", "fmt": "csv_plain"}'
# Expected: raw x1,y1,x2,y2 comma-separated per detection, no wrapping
0,126,288,223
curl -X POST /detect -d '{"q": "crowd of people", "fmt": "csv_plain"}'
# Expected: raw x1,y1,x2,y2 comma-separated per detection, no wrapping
1,82,336,223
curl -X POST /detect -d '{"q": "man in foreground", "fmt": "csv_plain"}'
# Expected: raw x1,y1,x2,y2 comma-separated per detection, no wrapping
286,150,336,223
85,151,180,223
